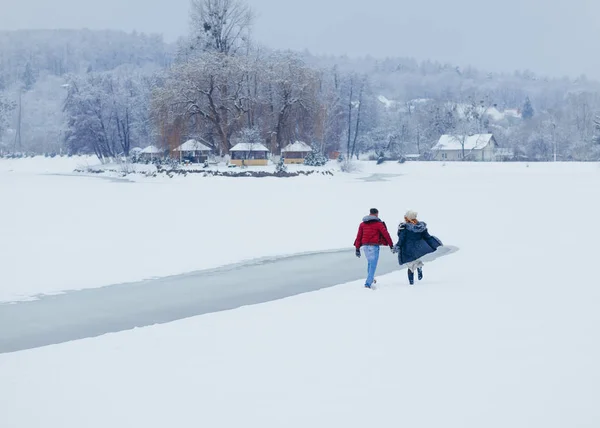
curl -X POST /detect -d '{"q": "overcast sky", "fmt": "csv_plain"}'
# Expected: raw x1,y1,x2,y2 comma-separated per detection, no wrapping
1,0,598,78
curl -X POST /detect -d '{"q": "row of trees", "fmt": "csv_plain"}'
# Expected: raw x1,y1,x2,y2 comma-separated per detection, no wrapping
152,0,366,158
0,30,170,154
148,0,600,161
1,0,600,160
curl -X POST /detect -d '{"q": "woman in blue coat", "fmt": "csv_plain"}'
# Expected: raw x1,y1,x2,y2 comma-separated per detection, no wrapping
394,210,442,285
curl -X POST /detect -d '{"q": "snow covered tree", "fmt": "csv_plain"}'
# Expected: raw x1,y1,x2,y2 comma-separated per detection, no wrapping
64,70,151,159
342,74,378,159
155,51,252,154
189,0,254,56
275,156,287,173
522,97,534,120
0,94,15,143
312,68,345,154
21,63,36,91
303,151,328,166
264,52,319,154
450,101,480,160
234,126,262,147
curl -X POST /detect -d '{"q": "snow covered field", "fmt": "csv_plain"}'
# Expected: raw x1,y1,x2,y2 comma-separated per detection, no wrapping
1,158,600,427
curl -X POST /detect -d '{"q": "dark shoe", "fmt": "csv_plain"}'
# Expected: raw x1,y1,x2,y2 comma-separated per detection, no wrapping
417,268,423,281
407,270,414,286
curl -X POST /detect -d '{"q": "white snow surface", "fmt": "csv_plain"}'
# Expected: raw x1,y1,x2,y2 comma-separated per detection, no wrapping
140,145,162,154
174,139,211,152
1,158,600,427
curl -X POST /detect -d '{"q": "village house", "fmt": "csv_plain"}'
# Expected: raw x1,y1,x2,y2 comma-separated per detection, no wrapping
281,141,312,164
229,142,270,166
139,145,164,162
174,139,212,163
432,134,498,161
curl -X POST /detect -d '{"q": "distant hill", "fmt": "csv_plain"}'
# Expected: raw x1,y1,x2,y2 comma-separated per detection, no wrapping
0,29,173,86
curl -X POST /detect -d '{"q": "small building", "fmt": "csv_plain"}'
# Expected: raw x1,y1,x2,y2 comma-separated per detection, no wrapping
229,143,270,166
494,148,515,161
174,139,212,163
139,145,164,161
432,134,498,161
281,141,312,164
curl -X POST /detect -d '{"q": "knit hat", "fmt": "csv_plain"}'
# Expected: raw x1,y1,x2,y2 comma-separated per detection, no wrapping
405,210,418,221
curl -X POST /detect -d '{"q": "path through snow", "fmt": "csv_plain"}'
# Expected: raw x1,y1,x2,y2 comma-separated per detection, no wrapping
0,246,456,353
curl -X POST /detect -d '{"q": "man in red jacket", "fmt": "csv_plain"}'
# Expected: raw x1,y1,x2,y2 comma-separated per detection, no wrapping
354,208,395,289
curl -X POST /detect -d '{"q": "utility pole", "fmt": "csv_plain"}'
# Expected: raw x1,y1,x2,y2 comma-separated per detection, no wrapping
552,123,557,162
13,89,22,153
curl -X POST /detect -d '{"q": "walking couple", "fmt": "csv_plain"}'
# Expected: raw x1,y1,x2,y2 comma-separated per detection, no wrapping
354,208,442,288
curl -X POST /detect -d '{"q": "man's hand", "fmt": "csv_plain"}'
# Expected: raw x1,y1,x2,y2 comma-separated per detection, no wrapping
391,246,398,254
355,249,361,258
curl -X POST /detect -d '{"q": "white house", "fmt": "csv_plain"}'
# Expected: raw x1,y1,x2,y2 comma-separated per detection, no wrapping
229,142,270,166
432,134,498,161
139,145,164,161
281,141,312,164
174,139,212,163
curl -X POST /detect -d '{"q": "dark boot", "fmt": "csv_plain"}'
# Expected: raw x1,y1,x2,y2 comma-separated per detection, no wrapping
417,268,423,281
407,270,414,285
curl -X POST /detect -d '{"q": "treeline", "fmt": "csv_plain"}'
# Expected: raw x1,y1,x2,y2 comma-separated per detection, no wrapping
1,1,600,160
0,29,172,153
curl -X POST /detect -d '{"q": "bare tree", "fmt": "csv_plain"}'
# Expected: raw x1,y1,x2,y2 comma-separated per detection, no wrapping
13,90,22,152
346,77,353,158
350,79,365,159
343,75,368,159
158,52,252,154
313,68,344,154
190,0,254,56
451,101,480,160
265,52,317,153
0,94,15,144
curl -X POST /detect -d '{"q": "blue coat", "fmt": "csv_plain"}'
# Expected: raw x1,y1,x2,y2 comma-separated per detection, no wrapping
395,222,442,265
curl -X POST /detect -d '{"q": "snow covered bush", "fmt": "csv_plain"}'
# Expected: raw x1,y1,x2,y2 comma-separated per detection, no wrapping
304,151,328,166
340,160,361,173
116,158,137,175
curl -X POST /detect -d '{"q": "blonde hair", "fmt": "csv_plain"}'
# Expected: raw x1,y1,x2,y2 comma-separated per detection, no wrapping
405,210,418,221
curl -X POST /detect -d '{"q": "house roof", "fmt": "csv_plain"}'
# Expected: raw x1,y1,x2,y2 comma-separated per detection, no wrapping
140,145,163,154
175,139,211,152
282,141,312,153
433,134,494,151
230,142,270,152
130,147,143,153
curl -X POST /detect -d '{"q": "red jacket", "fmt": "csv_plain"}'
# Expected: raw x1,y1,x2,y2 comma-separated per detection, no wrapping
354,216,394,249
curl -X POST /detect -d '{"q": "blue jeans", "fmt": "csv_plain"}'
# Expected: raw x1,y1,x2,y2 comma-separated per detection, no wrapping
362,245,380,287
